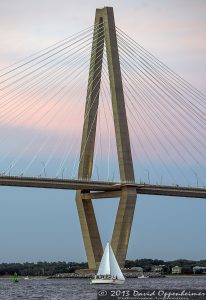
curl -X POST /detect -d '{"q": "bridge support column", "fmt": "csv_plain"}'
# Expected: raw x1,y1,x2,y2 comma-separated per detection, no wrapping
76,192,103,269
103,7,136,267
75,11,104,269
75,7,136,270
111,187,137,268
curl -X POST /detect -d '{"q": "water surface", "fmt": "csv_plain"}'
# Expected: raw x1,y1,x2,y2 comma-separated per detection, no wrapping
0,277,206,300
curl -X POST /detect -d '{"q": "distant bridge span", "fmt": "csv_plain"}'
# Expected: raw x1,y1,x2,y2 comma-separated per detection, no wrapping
0,176,206,199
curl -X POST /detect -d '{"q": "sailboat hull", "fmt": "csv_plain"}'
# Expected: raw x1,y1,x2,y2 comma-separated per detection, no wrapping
90,279,124,285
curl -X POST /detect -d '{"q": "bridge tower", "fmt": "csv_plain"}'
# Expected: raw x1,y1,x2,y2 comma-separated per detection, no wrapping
75,7,137,269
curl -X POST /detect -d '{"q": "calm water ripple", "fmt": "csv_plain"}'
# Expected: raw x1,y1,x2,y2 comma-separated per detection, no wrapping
0,277,206,300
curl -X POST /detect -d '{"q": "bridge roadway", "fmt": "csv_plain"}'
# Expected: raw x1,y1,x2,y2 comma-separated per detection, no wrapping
0,176,206,199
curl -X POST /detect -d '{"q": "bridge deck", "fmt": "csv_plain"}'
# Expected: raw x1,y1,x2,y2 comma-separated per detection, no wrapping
0,176,206,199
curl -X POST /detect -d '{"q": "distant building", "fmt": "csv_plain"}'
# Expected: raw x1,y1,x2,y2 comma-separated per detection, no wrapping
172,266,182,274
193,266,206,274
130,267,143,272
151,265,165,272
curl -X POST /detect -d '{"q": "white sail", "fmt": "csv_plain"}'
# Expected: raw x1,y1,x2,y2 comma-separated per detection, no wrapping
97,242,125,281
109,244,125,280
97,242,110,275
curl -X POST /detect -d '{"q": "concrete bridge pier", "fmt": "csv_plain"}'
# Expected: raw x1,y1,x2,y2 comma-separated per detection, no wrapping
75,6,137,270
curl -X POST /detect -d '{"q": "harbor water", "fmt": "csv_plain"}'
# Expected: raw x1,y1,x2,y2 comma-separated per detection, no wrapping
1,277,206,300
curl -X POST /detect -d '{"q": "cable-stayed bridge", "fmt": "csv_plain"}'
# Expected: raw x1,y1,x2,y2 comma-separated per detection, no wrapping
0,7,206,269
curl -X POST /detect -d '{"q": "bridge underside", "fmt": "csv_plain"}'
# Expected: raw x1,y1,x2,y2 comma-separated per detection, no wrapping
0,176,206,199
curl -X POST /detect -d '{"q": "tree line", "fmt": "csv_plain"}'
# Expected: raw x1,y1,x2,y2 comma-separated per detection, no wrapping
0,261,87,276
0,259,205,276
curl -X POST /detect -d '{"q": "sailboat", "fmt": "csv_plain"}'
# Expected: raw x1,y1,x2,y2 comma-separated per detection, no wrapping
90,242,125,285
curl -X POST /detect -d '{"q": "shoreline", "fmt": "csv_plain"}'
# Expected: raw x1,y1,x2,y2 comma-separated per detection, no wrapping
1,274,206,279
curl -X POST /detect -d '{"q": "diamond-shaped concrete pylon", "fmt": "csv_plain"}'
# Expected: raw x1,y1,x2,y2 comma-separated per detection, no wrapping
75,7,137,270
